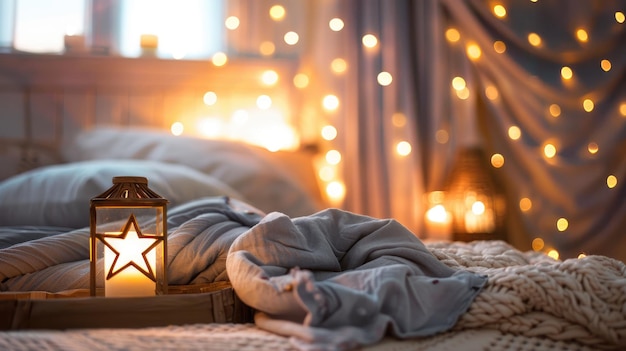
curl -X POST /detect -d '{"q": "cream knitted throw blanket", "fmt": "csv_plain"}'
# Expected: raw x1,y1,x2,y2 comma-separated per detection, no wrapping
427,240,626,350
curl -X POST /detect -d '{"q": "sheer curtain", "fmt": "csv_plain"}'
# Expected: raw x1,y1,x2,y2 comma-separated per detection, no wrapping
326,0,625,261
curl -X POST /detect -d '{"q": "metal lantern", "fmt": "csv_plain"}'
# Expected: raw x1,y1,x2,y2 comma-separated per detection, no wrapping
444,147,506,242
90,176,168,297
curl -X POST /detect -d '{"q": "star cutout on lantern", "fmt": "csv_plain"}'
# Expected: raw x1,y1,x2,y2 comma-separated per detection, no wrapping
102,214,161,282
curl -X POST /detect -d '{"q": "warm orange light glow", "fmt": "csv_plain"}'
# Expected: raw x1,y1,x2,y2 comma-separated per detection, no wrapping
485,86,499,100
326,181,346,203
456,87,470,100
615,11,625,23
321,125,338,141
493,40,506,53
528,32,542,46
466,43,481,60
436,130,449,144
578,253,587,259
491,153,504,168
452,76,466,91
549,104,561,117
170,122,184,136
583,98,594,112
331,58,348,74
284,31,299,45
392,112,407,127
396,141,412,156
212,52,228,66
259,41,275,56
607,175,618,188
575,28,588,42
377,72,393,86
445,28,461,43
269,5,286,21
587,142,599,154
225,16,240,30
601,59,612,72
621,103,626,117
543,143,557,158
203,91,217,106
325,149,342,165
261,70,279,86
508,126,521,140
323,94,340,111
256,95,272,110
556,218,568,232
329,18,344,31
561,66,573,80
531,237,544,251
293,73,309,89
547,249,560,260
362,34,378,48
493,4,507,18
426,204,451,224
318,165,335,182
520,198,532,212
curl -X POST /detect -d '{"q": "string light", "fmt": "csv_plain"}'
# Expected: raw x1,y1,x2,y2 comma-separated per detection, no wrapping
452,76,466,90
556,218,569,231
532,237,544,251
583,98,594,112
269,5,286,21
549,104,561,117
225,16,240,30
329,18,344,31
170,122,184,136
325,149,342,165
203,91,217,106
396,141,412,156
561,66,573,80
543,143,557,158
391,112,407,127
322,94,340,111
377,71,393,86
615,11,625,23
435,130,449,144
527,32,542,46
466,42,481,60
491,153,504,168
284,31,299,45
520,198,532,212
362,34,378,48
331,58,347,74
261,70,279,86
493,40,506,53
575,28,588,42
493,4,507,18
293,73,309,89
259,41,275,56
321,125,338,141
212,52,228,66
256,95,272,109
508,126,521,140
446,28,461,43
601,59,612,72
587,142,599,155
485,85,499,100
620,103,626,117
607,175,617,188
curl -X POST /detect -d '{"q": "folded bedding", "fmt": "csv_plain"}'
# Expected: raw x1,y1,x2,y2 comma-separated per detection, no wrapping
1,196,625,350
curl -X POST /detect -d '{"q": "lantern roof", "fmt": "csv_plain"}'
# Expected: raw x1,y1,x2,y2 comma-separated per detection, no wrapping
91,176,168,206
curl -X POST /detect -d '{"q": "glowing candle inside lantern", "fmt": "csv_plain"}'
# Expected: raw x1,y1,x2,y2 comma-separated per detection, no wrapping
103,231,157,297
425,204,452,240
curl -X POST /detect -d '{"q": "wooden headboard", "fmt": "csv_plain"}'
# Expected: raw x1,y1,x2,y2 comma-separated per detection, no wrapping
0,53,302,181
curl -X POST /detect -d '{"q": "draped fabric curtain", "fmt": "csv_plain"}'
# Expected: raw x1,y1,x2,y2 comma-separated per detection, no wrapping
329,0,625,262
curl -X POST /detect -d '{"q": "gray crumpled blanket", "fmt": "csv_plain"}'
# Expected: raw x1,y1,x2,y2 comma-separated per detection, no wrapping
1,197,486,351
226,210,487,351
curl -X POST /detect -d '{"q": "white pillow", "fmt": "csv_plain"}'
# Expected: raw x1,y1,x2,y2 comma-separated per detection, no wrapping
62,127,323,217
0,159,246,228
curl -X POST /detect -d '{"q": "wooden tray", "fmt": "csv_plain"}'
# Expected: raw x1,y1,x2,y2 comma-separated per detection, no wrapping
0,282,253,330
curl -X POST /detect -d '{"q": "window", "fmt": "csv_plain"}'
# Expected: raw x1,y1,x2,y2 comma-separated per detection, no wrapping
0,0,223,59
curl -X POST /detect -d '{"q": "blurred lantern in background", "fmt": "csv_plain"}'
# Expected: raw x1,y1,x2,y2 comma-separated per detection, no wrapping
444,147,507,242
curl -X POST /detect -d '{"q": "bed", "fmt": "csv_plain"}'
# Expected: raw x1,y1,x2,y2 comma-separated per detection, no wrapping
1,54,625,351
